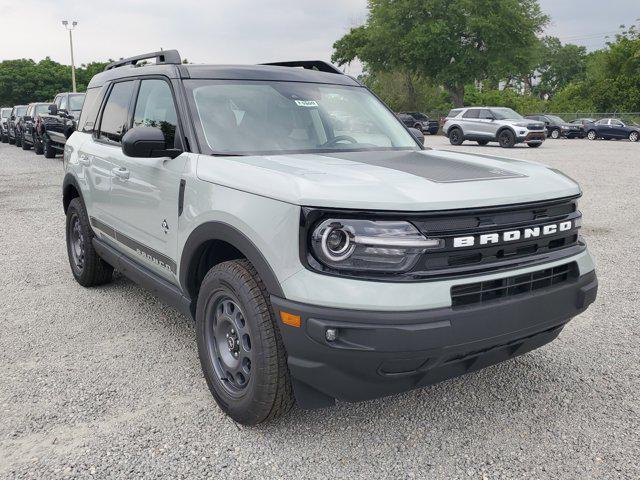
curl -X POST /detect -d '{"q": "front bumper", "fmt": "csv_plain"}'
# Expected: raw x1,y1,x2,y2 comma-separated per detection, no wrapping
272,270,597,408
518,131,546,143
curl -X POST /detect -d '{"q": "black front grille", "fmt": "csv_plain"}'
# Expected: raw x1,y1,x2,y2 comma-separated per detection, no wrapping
408,196,583,278
451,262,578,307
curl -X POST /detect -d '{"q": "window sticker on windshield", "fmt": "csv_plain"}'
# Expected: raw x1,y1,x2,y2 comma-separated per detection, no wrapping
294,100,318,107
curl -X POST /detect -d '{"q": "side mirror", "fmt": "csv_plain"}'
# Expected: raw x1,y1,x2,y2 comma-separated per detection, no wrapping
122,127,182,159
48,105,58,115
408,127,424,146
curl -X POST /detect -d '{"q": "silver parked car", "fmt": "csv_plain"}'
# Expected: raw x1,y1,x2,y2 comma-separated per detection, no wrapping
443,107,546,148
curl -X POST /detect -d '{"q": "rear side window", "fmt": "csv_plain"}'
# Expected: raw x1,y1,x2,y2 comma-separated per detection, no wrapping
447,109,462,118
59,96,68,111
479,109,494,119
133,79,178,148
462,109,480,119
98,81,135,143
79,88,103,133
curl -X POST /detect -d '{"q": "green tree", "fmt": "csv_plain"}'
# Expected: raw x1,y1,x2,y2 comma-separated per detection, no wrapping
535,37,587,98
332,0,548,107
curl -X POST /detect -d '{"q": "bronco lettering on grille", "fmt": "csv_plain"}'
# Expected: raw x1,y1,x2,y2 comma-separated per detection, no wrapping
453,220,575,248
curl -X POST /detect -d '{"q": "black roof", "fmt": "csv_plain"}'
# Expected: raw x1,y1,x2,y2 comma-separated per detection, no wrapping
88,50,360,89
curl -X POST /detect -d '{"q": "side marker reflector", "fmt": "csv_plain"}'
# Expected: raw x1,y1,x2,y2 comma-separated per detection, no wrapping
280,311,301,328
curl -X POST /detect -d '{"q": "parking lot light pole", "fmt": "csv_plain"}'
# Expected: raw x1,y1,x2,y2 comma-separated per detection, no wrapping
62,20,78,93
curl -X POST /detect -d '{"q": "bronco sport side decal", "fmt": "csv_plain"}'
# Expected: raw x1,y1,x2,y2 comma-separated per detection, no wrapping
90,217,177,274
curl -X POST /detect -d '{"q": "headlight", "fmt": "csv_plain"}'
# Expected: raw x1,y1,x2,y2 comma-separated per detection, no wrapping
310,219,442,273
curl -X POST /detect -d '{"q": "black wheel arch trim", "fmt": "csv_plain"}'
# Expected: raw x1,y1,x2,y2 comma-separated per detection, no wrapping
62,173,86,214
179,222,285,300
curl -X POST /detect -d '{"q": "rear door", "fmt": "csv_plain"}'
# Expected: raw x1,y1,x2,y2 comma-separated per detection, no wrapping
84,80,137,229
461,108,481,136
108,78,187,282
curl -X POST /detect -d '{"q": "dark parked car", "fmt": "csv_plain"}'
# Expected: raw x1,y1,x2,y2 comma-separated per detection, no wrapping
0,107,11,142
7,105,28,145
585,118,640,142
20,103,54,153
569,118,596,137
38,92,86,157
399,112,440,134
524,114,582,139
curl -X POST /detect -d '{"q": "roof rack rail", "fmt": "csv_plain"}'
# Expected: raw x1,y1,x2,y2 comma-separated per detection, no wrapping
260,60,344,75
105,50,182,71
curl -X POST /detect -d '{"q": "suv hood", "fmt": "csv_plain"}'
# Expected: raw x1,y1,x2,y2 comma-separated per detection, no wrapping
196,149,580,211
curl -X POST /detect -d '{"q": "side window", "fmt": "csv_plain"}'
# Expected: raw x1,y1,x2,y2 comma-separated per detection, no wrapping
133,79,178,148
79,87,103,133
479,109,493,119
611,119,623,126
462,109,480,119
59,95,68,111
596,119,608,125
98,81,135,144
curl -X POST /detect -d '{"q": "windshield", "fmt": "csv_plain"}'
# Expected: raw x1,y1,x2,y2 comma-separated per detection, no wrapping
187,80,419,155
546,115,565,124
34,104,49,115
1,109,10,118
16,106,27,116
69,94,85,111
491,108,523,120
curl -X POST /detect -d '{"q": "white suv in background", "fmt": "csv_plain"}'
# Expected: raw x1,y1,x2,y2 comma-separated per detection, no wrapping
443,107,546,148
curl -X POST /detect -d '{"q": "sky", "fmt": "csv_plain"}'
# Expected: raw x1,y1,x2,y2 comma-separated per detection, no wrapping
0,0,638,76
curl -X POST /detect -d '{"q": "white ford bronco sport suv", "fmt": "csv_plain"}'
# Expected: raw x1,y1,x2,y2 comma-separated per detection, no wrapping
443,107,547,148
63,51,598,425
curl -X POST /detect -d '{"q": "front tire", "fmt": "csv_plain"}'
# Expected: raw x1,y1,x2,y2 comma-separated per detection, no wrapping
527,142,542,148
587,130,597,140
43,136,56,158
498,129,516,148
550,129,560,139
629,131,639,142
66,198,113,287
448,127,464,145
15,133,22,147
21,137,31,150
196,259,294,425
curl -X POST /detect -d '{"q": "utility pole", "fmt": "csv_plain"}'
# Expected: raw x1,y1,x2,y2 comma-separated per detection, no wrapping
62,20,78,93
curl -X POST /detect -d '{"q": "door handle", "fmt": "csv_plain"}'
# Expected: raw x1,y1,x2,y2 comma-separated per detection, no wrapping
78,153,91,166
112,167,130,180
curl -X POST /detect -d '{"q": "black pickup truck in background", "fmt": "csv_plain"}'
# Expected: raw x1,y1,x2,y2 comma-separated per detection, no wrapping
37,92,85,158
21,103,54,153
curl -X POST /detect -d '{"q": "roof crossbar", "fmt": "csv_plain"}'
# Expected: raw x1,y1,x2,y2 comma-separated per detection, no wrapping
105,50,182,71
260,60,344,75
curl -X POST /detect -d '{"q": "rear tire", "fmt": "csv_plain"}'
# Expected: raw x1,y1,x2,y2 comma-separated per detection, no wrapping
498,129,516,148
527,142,542,148
629,131,639,142
34,137,44,155
477,140,489,146
587,130,597,140
15,133,22,147
43,136,56,158
448,127,464,145
550,129,560,139
65,198,113,287
21,137,31,150
1,133,7,143
8,133,15,145
196,259,294,425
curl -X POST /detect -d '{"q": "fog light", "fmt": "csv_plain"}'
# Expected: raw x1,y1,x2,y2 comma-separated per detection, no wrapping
325,328,337,342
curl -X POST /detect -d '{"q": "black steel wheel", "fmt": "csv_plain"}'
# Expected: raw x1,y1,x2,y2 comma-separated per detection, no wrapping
43,136,56,158
448,127,464,145
498,129,516,148
65,198,113,287
207,296,254,395
196,259,293,425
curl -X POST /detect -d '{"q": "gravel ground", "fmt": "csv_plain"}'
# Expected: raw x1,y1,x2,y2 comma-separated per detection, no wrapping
0,136,638,479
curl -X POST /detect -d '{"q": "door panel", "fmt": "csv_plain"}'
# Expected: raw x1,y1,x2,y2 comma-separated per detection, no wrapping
108,78,185,282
